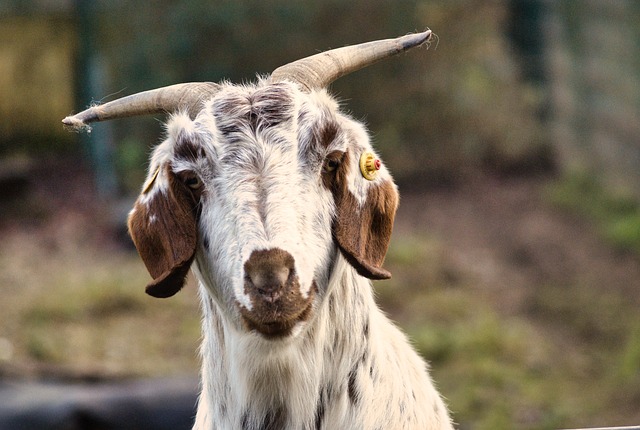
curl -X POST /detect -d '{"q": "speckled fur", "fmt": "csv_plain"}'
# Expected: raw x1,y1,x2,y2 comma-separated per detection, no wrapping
129,80,453,430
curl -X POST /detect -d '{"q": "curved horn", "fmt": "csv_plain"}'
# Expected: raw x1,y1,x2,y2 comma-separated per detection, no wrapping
270,30,433,91
62,82,220,130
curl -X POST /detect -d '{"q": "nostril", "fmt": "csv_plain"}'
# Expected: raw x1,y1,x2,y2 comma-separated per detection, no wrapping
256,287,283,304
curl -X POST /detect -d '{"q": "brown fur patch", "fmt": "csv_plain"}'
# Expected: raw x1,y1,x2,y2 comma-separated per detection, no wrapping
174,134,205,163
297,106,341,170
347,364,360,405
317,120,340,149
251,83,296,130
127,164,199,298
213,83,295,137
330,156,398,280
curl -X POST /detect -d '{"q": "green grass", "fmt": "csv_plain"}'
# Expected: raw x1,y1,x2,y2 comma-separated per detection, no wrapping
546,172,640,253
0,227,201,377
378,231,640,429
3,220,640,428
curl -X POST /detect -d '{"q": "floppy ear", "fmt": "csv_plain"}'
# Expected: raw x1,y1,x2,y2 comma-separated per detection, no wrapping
332,152,398,280
127,164,198,298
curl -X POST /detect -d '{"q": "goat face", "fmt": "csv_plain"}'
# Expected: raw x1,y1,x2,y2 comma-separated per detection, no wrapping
127,81,398,339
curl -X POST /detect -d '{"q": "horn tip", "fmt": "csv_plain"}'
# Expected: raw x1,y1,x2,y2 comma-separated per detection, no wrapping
400,30,433,50
62,114,91,132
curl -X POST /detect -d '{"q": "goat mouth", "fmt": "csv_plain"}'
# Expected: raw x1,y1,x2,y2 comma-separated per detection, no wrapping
239,283,317,339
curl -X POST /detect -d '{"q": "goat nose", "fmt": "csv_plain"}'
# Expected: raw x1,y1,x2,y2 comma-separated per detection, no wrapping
250,266,290,294
244,248,295,303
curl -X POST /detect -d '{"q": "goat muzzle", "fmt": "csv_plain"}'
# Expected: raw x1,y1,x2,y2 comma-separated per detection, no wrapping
240,248,315,338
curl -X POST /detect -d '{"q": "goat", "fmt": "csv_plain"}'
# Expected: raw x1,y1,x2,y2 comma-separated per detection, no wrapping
63,30,454,430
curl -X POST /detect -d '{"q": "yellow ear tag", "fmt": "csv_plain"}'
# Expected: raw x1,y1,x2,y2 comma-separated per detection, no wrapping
359,151,381,181
142,167,160,194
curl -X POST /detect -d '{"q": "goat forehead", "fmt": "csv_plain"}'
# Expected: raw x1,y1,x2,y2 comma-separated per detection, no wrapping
210,83,298,137
163,83,347,186
196,86,298,169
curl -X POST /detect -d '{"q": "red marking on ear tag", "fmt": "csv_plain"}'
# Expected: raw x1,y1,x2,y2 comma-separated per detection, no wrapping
359,152,380,181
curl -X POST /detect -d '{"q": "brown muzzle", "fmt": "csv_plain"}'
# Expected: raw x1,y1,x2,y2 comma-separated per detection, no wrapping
240,248,315,338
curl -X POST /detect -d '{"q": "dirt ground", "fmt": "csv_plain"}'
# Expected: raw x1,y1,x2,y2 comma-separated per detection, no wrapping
397,172,640,313
396,172,640,427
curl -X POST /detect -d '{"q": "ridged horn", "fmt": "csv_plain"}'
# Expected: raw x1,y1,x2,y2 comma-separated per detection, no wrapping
62,82,220,130
269,30,433,91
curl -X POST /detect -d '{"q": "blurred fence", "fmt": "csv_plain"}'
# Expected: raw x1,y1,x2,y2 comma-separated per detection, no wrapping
2,1,640,197
546,1,640,197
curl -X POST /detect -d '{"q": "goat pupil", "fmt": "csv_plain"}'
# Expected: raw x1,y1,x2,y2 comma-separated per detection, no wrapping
185,176,201,189
325,159,339,172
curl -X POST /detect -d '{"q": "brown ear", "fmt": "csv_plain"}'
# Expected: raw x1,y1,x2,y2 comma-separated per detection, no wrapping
332,166,398,280
127,165,198,298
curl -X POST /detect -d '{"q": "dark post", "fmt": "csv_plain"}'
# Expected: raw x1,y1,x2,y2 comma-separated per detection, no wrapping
74,0,118,198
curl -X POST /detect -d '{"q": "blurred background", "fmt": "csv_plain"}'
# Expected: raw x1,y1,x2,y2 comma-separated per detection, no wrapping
1,0,640,429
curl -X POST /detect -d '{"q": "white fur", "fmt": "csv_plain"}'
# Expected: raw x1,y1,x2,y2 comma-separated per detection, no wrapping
140,80,453,430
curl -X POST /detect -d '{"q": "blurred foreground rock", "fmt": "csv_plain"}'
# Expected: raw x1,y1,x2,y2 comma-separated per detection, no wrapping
0,377,198,430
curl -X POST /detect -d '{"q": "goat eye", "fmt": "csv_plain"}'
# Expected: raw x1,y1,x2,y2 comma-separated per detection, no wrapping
184,174,203,190
323,158,340,173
